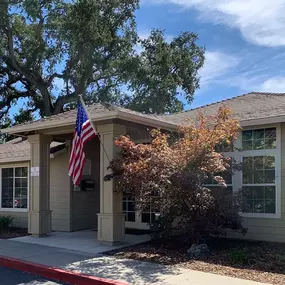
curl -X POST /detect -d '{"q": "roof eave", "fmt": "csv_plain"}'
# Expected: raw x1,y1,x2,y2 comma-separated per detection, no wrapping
1,111,120,135
240,114,285,127
117,110,178,131
1,110,178,136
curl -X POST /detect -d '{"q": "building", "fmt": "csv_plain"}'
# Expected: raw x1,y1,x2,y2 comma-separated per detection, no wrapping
1,92,285,243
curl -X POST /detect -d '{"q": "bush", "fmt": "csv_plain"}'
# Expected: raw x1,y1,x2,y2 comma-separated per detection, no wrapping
0,215,14,232
229,248,250,265
107,106,245,244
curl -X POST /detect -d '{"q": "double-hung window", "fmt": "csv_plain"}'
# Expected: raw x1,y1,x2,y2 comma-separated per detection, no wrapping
241,127,279,217
0,166,29,210
123,195,136,222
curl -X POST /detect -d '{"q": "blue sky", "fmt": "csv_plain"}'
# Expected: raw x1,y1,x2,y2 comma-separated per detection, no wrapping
137,0,285,109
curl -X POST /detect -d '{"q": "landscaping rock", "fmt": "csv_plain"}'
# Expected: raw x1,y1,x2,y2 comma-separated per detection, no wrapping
187,244,210,258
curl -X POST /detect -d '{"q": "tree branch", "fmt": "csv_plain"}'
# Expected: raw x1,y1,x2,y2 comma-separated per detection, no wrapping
53,92,78,114
47,73,66,85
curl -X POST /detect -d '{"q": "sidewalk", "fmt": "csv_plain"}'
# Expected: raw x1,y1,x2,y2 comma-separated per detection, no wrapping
0,239,270,285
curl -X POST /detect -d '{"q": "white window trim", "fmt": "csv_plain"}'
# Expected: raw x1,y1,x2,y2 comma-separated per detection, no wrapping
228,124,281,219
0,164,29,213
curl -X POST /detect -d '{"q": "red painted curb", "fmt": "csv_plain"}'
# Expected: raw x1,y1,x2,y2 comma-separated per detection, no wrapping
0,256,128,285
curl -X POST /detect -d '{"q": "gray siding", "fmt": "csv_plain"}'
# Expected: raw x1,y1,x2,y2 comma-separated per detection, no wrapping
2,211,28,228
229,123,285,242
70,137,100,231
0,152,71,231
50,151,71,231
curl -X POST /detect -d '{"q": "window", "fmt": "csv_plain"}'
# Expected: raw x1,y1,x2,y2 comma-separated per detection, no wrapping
204,162,233,191
123,195,135,222
242,128,276,150
242,156,276,214
141,194,161,224
1,167,28,209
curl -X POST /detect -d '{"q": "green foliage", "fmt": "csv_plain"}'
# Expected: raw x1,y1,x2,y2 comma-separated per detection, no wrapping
0,0,205,120
229,248,250,265
149,215,175,241
0,215,14,232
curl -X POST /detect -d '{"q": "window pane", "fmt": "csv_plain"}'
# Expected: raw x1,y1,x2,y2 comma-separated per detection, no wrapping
265,186,275,200
242,186,276,214
254,157,263,170
142,213,150,223
265,128,276,139
242,199,254,213
15,178,28,188
243,157,253,184
253,170,264,183
253,139,265,150
128,201,135,211
254,129,264,140
127,212,135,222
254,186,264,200
15,167,28,177
243,187,254,199
264,156,275,169
254,200,265,213
264,170,275,183
265,200,275,213
243,156,275,185
242,128,276,150
2,168,13,178
242,140,252,150
243,130,253,140
1,168,14,208
265,139,276,149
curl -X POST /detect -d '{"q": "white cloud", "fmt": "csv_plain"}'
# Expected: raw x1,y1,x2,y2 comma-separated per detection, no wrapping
144,0,285,47
199,51,240,86
259,76,285,93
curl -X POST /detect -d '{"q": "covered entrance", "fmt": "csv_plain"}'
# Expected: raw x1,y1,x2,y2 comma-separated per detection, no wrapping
27,123,126,244
2,103,176,244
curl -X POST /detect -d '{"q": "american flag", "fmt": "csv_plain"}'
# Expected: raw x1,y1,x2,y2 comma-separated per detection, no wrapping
68,102,97,185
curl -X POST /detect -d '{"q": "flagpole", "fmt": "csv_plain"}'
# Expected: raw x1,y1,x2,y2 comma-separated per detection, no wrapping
78,95,111,163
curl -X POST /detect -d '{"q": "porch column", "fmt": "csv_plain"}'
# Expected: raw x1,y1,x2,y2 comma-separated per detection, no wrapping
28,134,52,236
97,123,126,244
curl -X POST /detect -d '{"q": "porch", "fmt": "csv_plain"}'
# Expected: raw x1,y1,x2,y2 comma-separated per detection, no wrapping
11,230,149,255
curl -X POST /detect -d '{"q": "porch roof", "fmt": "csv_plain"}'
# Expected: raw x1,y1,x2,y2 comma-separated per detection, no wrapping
2,103,178,135
0,137,66,163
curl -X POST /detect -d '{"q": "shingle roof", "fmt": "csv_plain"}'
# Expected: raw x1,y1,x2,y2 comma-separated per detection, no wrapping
2,92,285,136
2,103,176,134
0,138,65,163
164,92,285,125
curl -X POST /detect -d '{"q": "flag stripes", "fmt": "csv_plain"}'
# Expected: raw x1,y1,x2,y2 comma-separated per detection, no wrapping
68,102,97,185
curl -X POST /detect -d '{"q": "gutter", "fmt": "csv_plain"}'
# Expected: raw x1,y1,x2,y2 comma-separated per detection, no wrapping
240,114,285,127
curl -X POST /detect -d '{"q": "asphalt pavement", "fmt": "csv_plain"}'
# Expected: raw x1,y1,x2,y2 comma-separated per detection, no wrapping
0,266,69,285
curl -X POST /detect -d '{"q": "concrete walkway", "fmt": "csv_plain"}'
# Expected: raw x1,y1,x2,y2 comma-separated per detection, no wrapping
12,230,149,255
0,239,270,285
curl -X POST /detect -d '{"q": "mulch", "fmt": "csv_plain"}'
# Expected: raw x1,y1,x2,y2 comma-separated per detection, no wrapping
105,238,285,284
0,228,29,239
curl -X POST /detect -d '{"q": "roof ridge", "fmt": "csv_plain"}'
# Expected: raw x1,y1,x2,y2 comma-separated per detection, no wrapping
170,92,254,115
172,91,285,115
